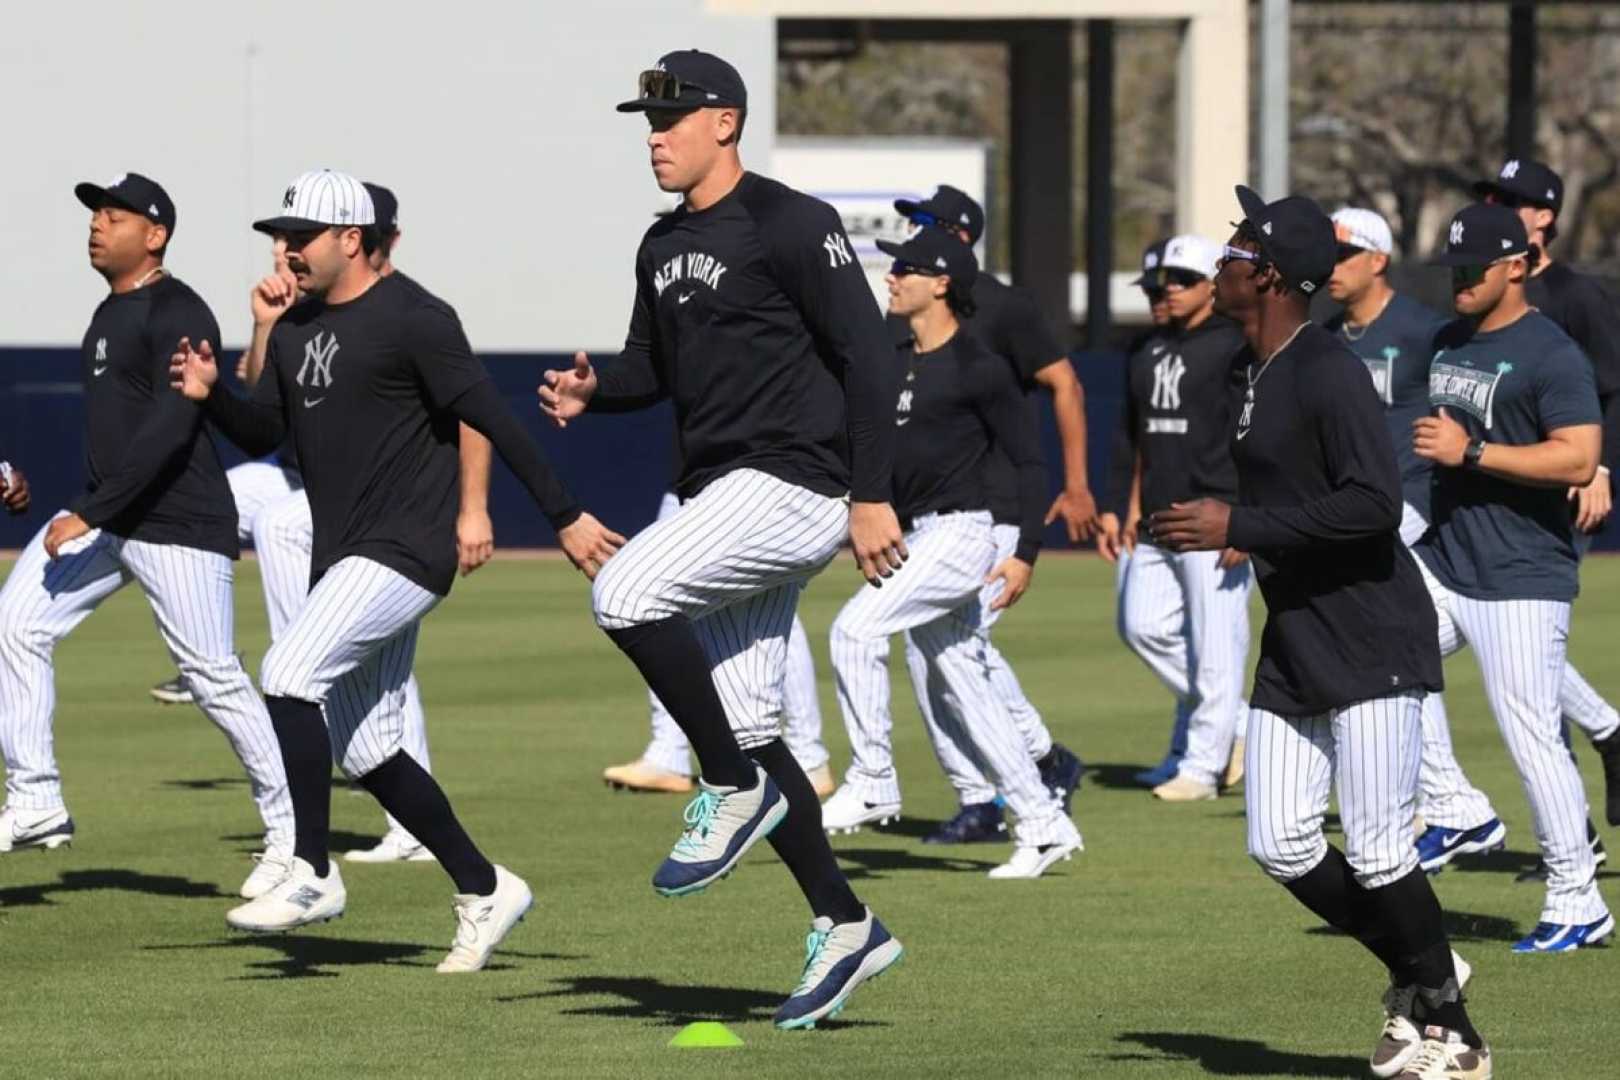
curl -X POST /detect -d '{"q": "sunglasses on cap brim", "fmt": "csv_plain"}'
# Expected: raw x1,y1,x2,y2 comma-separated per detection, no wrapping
1162,268,1207,288
890,260,943,278
1336,243,1370,262
634,69,711,105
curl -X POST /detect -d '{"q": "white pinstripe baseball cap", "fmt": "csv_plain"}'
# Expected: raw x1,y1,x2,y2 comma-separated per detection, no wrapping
252,169,375,234
1331,207,1393,255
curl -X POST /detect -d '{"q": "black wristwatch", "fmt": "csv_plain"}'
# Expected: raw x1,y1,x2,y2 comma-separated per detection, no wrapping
1462,438,1487,470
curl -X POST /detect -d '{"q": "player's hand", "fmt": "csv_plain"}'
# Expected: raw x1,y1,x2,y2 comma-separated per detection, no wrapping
849,501,907,586
1095,512,1122,562
1,465,30,516
43,513,89,559
1045,485,1099,543
1570,469,1613,533
986,556,1034,611
169,337,220,400
1121,513,1141,556
1218,546,1249,571
251,265,299,326
456,510,495,576
537,352,598,428
556,512,625,580
1148,498,1231,552
1413,408,1469,468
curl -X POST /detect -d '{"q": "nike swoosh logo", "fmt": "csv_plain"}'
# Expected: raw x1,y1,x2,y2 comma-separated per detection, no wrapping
678,291,695,304
304,397,326,408
1235,429,1250,440
93,365,108,377
896,418,910,426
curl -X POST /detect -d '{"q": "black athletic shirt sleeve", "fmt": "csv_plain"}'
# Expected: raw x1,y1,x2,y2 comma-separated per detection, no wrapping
593,257,667,412
204,340,289,458
987,283,1065,385
763,200,896,502
72,290,217,527
971,356,1047,562
1227,347,1401,550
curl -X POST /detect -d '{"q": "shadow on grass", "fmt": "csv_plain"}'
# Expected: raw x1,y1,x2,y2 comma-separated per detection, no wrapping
498,974,884,1029
161,777,249,792
1084,763,1156,791
0,868,226,909
145,936,582,980
1306,908,1522,945
218,830,385,854
832,846,999,879
1112,1031,1363,1077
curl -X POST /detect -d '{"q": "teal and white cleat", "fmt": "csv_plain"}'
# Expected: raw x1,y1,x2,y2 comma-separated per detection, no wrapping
775,907,903,1030
652,766,787,897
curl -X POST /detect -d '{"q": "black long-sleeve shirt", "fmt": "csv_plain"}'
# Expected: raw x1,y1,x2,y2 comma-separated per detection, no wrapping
1226,324,1443,715
892,330,1046,563
1122,316,1247,534
590,172,897,503
74,275,238,558
204,272,577,596
1526,262,1620,472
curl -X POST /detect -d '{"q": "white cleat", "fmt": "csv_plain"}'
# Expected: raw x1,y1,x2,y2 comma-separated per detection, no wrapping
343,827,436,864
988,836,1083,880
240,848,295,899
226,856,345,933
1371,950,1474,1079
436,865,534,973
0,805,75,852
821,783,900,835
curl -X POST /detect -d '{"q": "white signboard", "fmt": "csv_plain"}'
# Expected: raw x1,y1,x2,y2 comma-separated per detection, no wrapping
772,137,991,311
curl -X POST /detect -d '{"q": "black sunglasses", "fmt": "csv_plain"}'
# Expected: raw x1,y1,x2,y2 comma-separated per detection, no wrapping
1163,268,1206,288
1336,243,1369,263
890,260,942,278
635,69,709,104
1484,190,1530,210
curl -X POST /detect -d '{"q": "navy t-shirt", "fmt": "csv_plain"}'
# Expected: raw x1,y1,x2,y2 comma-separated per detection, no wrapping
1415,311,1602,602
1324,293,1450,523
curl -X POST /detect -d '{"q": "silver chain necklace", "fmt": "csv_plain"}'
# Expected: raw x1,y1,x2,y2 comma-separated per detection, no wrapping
1340,292,1393,343
1244,320,1311,403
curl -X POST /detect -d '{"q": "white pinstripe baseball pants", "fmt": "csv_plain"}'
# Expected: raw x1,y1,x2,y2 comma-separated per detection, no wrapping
592,468,848,752
0,514,293,848
830,511,1074,847
1247,691,1422,889
1117,541,1252,786
260,557,439,780
638,491,827,775
904,523,1055,805
1413,557,1608,925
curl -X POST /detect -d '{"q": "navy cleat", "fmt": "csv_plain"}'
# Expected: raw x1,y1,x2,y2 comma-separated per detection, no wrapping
1416,818,1506,874
1514,820,1607,883
652,766,787,898
1037,743,1084,812
775,907,903,1030
1511,913,1614,954
922,801,1006,844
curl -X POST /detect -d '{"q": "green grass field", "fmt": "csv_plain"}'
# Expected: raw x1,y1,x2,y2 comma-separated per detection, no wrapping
2,554,1618,1078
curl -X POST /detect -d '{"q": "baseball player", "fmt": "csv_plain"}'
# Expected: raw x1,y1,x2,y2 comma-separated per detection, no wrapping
1112,234,1251,803
230,184,487,867
1478,158,1620,834
826,226,1082,877
602,489,833,798
1152,187,1488,1080
1407,202,1611,953
172,170,620,973
1321,208,1513,877
832,185,1085,842
1099,240,1198,788
0,173,294,905
539,51,904,1028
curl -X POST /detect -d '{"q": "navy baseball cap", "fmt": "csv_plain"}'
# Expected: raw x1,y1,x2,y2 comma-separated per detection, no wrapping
364,182,399,235
1473,158,1563,215
1428,203,1530,266
1234,185,1336,296
895,185,985,245
617,50,747,113
1132,238,1169,287
75,172,176,236
877,227,978,287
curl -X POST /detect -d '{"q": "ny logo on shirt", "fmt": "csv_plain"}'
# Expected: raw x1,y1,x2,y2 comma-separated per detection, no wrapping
297,331,340,406
895,388,914,426
823,232,854,268
93,337,109,377
1150,353,1186,411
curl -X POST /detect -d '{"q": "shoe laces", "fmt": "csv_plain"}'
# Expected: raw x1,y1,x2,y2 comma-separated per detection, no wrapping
1404,1035,1458,1076
450,900,483,950
673,789,723,858
792,927,833,996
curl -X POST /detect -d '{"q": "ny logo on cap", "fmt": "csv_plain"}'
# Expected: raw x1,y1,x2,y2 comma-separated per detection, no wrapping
108,173,128,188
283,186,297,209
1501,160,1520,179
1450,220,1465,246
